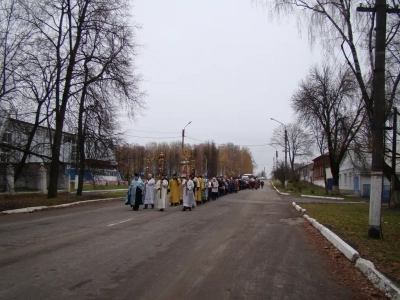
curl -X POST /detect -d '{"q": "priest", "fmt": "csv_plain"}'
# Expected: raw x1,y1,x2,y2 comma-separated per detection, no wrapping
168,173,180,206
144,173,155,209
155,174,169,211
125,173,145,211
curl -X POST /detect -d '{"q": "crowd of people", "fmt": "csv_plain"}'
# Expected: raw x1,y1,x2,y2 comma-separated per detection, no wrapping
125,173,264,212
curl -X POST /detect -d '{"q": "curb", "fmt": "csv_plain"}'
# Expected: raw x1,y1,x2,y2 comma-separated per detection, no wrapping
292,202,400,299
301,194,344,200
270,181,290,195
2,206,49,214
1,197,124,215
356,258,400,300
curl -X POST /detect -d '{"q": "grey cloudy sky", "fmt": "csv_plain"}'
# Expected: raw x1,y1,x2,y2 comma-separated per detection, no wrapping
122,0,322,176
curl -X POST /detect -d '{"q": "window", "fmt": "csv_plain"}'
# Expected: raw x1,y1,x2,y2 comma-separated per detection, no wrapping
344,173,347,185
70,145,77,162
2,132,12,143
0,151,8,162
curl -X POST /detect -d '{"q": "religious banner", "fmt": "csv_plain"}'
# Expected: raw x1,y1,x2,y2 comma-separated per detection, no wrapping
180,148,191,178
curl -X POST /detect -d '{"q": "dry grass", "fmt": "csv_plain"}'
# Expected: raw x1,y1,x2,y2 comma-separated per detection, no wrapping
300,203,400,284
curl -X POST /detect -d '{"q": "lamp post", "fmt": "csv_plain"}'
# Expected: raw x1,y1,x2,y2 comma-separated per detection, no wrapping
182,121,192,149
270,118,287,187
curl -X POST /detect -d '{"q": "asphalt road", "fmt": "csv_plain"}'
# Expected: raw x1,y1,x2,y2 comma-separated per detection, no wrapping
0,182,355,300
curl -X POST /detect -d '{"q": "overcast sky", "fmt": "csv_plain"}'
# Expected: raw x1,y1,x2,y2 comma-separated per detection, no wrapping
122,0,322,176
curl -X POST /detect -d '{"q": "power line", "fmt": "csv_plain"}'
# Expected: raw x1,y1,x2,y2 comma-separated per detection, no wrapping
185,136,271,147
124,135,181,139
125,129,180,134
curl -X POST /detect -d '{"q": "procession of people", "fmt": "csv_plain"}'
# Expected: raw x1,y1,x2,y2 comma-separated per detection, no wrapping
126,172,264,211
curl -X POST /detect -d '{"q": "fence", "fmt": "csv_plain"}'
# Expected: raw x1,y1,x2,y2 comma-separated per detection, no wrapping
0,163,70,194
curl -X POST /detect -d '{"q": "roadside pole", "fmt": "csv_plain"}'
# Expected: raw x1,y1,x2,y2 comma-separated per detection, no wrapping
357,1,400,239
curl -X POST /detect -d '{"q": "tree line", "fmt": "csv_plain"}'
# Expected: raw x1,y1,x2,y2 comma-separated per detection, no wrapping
115,141,255,180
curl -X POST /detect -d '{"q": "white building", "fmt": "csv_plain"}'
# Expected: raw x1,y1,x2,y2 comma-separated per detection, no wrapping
0,114,121,190
339,150,393,199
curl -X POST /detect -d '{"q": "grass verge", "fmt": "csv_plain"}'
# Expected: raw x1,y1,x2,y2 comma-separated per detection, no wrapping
300,202,400,284
0,190,126,212
271,180,357,199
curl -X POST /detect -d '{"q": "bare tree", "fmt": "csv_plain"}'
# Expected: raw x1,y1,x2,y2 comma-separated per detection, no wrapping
292,64,365,194
73,6,143,195
0,0,32,107
0,0,50,183
260,0,400,194
17,0,144,198
270,122,313,175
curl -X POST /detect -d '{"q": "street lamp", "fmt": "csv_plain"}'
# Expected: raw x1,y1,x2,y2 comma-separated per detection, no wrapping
204,156,208,176
270,118,288,187
182,121,192,149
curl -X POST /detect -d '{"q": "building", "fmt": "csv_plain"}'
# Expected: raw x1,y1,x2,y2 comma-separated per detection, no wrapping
295,162,314,183
0,114,121,191
312,154,332,189
338,150,392,200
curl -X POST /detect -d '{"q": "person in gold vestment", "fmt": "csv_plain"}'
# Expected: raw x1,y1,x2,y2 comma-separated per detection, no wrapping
168,174,180,207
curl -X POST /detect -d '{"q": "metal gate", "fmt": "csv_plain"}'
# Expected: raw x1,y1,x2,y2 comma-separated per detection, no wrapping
362,184,370,198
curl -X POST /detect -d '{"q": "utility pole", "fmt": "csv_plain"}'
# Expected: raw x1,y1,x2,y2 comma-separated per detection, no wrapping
391,107,398,209
357,2,400,239
270,118,288,187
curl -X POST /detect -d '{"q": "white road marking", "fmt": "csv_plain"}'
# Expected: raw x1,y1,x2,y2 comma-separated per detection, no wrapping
107,219,134,227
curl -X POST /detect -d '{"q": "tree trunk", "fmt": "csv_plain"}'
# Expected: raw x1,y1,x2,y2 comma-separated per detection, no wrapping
14,106,43,183
330,161,341,195
392,190,400,207
47,0,89,199
47,114,64,198
76,100,86,196
323,165,328,194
